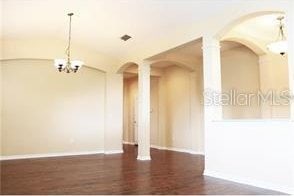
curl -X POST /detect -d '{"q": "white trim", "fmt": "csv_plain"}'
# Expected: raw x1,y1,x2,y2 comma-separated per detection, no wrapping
151,145,204,155
0,146,203,160
104,150,123,154
0,150,104,161
123,141,136,145
204,170,293,195
0,149,125,161
137,155,151,161
151,145,167,150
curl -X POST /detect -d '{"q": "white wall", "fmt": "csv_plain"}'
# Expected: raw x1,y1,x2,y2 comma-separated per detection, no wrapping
221,45,261,119
104,72,123,153
164,66,190,148
162,66,203,151
0,60,2,154
1,59,106,156
150,77,160,146
221,45,290,119
123,77,138,143
205,120,294,194
259,53,290,118
204,42,294,194
123,65,204,153
192,64,205,153
123,76,160,145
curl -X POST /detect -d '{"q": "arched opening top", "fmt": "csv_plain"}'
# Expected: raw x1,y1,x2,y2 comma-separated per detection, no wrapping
221,37,267,56
149,59,195,71
117,62,139,74
215,11,284,40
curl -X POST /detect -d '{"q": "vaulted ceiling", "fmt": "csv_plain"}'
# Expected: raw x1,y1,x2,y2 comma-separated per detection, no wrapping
1,0,289,73
2,0,241,60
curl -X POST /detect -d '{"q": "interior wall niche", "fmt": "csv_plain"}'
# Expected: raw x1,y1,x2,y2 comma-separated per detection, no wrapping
220,13,290,119
221,43,261,119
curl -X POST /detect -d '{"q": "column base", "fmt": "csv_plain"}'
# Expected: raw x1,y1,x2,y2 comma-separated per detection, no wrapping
137,155,151,161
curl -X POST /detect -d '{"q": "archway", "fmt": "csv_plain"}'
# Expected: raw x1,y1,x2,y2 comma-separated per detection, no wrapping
215,11,284,40
203,10,294,194
121,58,204,155
216,11,290,119
147,59,203,154
121,62,139,148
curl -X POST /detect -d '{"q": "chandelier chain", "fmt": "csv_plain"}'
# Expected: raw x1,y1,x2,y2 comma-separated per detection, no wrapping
54,13,83,73
277,17,286,41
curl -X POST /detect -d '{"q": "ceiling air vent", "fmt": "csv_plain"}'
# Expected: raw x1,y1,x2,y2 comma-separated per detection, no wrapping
121,34,132,41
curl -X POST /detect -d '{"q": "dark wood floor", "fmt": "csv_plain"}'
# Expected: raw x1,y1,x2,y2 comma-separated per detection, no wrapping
1,145,284,195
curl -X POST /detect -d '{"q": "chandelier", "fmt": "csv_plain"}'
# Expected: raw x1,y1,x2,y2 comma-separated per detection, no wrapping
267,16,287,56
54,13,84,73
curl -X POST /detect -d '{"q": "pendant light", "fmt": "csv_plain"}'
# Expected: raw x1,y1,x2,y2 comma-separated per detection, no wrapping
267,16,287,56
54,13,84,73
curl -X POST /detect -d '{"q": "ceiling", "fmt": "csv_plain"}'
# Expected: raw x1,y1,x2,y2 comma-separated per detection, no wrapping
2,0,239,60
120,39,242,76
148,39,242,69
147,13,285,70
226,13,286,49
159,39,241,58
118,12,283,74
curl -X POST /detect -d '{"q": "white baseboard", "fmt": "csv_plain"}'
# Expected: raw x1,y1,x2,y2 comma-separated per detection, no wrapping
0,149,124,161
137,155,151,161
151,145,204,155
104,150,123,154
151,145,167,150
0,150,104,161
0,145,202,160
204,169,293,195
123,141,136,145
123,142,203,155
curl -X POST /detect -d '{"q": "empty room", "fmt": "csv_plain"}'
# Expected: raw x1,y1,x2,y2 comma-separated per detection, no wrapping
0,0,294,195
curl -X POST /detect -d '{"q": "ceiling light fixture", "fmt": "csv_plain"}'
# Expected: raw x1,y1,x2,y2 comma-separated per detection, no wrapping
54,13,84,73
267,16,287,56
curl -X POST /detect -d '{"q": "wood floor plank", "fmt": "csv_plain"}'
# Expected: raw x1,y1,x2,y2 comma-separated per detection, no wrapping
0,145,284,195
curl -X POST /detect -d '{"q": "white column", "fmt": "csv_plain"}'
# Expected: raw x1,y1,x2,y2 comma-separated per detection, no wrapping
137,63,151,160
286,3,294,121
202,35,222,121
104,72,124,154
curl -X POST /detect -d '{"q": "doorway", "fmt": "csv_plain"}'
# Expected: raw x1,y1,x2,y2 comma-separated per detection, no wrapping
123,76,160,147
